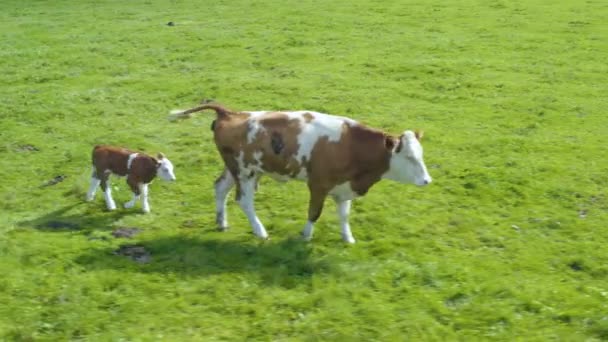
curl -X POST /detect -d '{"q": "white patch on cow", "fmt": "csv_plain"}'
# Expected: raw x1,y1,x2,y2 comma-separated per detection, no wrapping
140,183,150,213
235,150,264,175
252,151,263,164
168,109,188,121
237,177,268,239
329,182,358,201
246,111,269,118
285,111,357,164
215,170,235,229
157,157,176,181
235,151,246,171
103,186,116,210
127,153,138,171
241,110,356,182
247,120,265,144
382,130,432,186
251,151,266,173
86,172,100,201
244,111,269,144
302,221,314,241
124,192,140,209
295,167,308,180
335,200,355,243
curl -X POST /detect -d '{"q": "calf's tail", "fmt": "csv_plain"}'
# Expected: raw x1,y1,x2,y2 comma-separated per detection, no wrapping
168,103,233,121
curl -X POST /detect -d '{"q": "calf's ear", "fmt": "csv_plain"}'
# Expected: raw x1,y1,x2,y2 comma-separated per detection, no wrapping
384,136,395,150
157,152,165,160
415,130,424,141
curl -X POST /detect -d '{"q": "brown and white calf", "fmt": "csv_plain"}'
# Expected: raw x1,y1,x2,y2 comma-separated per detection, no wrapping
86,145,176,213
169,103,431,243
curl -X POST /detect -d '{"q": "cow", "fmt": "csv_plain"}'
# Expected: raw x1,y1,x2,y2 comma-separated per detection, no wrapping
86,145,176,213
169,103,431,243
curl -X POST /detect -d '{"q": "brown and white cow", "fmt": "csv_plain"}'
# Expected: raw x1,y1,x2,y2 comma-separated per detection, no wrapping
169,103,431,243
86,145,176,213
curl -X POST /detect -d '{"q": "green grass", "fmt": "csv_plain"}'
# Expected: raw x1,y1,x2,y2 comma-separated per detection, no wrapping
1,0,607,340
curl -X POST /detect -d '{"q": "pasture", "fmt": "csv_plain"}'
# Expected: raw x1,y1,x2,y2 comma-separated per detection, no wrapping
1,0,607,340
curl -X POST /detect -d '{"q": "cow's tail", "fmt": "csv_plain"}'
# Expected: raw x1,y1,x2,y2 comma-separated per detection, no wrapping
168,103,233,121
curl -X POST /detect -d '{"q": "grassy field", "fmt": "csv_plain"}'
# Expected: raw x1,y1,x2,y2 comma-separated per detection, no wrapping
1,0,607,340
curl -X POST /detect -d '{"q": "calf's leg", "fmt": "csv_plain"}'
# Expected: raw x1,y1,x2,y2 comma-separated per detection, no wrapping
124,178,141,209
214,169,234,230
140,183,150,213
236,174,268,239
86,168,101,201
99,171,116,210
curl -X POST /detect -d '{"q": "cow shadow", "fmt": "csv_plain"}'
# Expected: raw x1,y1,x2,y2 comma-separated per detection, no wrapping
75,235,338,288
18,203,133,232
22,205,339,288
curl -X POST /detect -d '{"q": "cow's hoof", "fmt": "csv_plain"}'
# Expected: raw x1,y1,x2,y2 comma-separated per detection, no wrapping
342,235,356,244
253,232,269,240
216,219,229,231
301,232,313,242
301,223,314,241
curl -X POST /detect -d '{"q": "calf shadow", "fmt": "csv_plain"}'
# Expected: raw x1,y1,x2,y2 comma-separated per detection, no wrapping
22,205,338,288
18,203,132,232
75,235,337,288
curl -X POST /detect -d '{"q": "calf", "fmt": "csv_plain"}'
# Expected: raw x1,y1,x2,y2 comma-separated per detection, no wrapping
86,145,176,213
169,103,431,243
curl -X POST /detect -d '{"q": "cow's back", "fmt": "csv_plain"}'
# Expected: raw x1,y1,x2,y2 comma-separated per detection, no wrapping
264,111,356,180
214,110,362,182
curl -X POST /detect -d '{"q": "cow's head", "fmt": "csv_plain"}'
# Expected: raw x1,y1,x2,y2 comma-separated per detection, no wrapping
156,153,177,181
384,130,432,186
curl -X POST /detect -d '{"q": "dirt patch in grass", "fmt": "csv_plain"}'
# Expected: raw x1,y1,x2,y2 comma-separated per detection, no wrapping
40,175,67,188
15,144,39,152
113,244,151,264
111,227,142,238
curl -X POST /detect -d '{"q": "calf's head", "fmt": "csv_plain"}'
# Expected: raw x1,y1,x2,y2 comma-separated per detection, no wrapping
156,153,176,181
384,130,432,186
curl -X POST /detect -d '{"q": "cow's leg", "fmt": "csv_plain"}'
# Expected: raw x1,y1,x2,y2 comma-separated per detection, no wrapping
214,169,234,230
124,177,141,209
302,187,328,241
236,173,268,239
86,168,101,201
99,171,116,210
254,175,260,192
335,199,355,243
140,183,150,213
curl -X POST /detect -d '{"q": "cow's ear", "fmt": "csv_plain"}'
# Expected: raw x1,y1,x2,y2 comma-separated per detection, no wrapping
384,136,395,151
394,134,405,153
157,152,165,160
415,130,424,141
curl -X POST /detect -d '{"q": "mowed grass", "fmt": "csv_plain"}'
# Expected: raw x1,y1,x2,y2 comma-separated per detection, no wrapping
1,0,607,340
